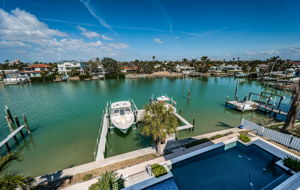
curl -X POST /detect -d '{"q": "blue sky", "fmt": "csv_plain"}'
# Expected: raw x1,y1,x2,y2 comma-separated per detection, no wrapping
0,0,299,62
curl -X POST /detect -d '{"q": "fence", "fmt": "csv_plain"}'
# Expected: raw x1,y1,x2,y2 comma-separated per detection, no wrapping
242,119,300,151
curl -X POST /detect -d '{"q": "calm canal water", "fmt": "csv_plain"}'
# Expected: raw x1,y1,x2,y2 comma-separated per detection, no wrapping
0,77,291,177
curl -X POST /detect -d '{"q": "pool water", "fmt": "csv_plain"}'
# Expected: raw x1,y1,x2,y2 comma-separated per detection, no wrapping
168,142,290,190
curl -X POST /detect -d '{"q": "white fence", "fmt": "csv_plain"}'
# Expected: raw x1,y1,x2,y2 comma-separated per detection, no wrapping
242,119,300,151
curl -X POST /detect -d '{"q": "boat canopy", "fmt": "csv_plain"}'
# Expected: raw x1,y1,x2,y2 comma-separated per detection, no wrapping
111,101,131,110
156,96,170,102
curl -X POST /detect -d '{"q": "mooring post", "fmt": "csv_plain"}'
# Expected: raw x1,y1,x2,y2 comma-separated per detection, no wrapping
226,96,229,107
5,142,10,152
5,116,14,133
15,116,25,139
22,115,31,135
5,106,15,125
192,118,195,131
179,109,182,115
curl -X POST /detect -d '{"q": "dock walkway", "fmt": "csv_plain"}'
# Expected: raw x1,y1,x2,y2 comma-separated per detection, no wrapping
95,114,109,161
0,125,26,150
174,112,193,131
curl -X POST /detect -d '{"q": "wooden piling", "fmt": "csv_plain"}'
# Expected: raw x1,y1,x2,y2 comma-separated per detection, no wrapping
5,142,10,152
22,115,31,134
192,118,195,131
15,116,25,139
5,116,14,133
179,109,182,115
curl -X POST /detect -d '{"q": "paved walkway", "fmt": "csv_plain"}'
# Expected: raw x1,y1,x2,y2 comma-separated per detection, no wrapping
34,147,156,185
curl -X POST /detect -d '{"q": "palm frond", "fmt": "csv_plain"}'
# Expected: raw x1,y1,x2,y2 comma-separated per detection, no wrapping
0,152,22,172
0,173,34,190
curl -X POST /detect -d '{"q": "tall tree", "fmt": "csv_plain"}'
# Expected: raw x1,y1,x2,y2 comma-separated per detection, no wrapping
0,152,33,190
269,56,280,76
281,80,300,132
141,102,177,154
152,56,156,62
101,57,120,74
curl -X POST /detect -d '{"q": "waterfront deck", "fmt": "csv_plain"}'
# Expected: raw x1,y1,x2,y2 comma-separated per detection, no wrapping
226,100,287,116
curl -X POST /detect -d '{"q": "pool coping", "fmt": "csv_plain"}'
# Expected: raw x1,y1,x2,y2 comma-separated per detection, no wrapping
122,171,174,190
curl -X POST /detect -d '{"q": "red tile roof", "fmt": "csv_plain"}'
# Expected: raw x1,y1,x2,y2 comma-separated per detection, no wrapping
122,66,138,70
26,64,52,68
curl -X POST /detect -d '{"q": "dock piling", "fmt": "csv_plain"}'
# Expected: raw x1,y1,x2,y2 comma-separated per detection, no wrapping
15,116,25,139
22,115,31,134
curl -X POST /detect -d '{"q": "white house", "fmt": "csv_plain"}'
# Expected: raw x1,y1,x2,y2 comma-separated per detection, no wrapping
57,61,86,74
173,65,195,74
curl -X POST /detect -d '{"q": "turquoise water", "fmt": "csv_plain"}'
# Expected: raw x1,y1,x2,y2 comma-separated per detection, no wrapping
171,142,290,190
0,77,291,177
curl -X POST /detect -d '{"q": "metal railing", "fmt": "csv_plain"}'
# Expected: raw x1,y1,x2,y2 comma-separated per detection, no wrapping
242,119,300,151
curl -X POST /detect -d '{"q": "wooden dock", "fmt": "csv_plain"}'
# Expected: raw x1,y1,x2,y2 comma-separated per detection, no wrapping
174,112,194,131
226,100,287,116
95,113,109,161
1,106,31,152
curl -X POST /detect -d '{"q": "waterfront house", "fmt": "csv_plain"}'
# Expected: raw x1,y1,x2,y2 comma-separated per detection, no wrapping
220,64,242,72
121,66,139,73
57,61,86,75
173,65,195,74
19,64,52,78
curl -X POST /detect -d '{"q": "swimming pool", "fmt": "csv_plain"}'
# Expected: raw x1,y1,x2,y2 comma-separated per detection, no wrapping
146,142,291,190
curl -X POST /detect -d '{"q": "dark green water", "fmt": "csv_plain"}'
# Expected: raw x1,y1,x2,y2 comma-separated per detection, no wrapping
0,77,290,177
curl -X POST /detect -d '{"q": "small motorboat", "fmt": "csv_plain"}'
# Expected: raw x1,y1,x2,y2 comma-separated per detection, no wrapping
152,95,177,113
110,101,135,133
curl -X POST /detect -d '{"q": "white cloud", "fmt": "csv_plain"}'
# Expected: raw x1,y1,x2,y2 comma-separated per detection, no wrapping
0,8,129,61
261,50,280,55
244,51,256,56
153,38,163,44
78,26,113,40
0,8,66,43
108,43,129,49
78,26,100,38
102,35,113,41
0,40,26,47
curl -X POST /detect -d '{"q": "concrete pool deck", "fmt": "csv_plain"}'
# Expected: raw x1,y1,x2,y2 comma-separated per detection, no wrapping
35,127,300,190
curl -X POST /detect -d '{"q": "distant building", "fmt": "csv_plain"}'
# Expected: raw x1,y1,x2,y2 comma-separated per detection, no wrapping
57,61,86,74
173,65,195,74
19,64,52,78
121,66,139,73
220,64,242,72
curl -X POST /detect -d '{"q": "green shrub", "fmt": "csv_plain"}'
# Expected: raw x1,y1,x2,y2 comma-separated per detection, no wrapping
151,164,167,178
210,134,224,140
88,171,123,190
283,157,300,172
239,133,251,143
105,73,125,79
79,74,92,80
83,174,93,181
184,138,210,148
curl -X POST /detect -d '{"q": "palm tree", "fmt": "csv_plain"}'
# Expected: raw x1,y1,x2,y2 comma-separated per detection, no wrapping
141,102,178,154
281,80,300,133
152,56,156,62
0,152,34,190
200,56,208,64
269,56,280,76
89,171,123,190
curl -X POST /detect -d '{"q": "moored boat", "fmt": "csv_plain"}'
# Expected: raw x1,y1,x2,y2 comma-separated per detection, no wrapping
110,101,135,133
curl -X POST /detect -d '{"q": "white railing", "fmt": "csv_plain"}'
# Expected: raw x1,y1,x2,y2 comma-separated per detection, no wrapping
242,119,300,151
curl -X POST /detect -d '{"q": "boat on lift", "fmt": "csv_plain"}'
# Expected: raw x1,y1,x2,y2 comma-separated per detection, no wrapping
151,95,177,113
110,101,135,133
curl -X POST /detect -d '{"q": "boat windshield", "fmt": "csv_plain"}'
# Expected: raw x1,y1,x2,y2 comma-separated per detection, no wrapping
120,109,125,116
125,108,130,114
114,109,120,115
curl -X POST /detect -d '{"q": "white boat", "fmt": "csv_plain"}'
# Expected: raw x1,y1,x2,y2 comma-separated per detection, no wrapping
110,101,135,133
153,95,177,113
